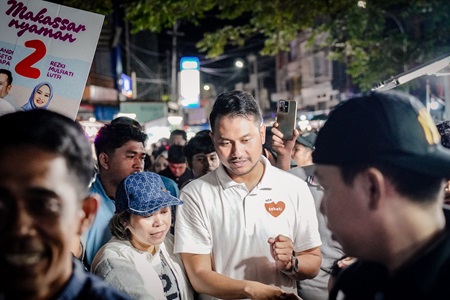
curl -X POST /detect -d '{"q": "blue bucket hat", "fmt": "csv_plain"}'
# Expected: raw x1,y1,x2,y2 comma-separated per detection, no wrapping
115,172,183,216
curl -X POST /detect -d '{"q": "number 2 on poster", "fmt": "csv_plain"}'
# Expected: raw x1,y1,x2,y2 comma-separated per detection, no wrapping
15,39,46,79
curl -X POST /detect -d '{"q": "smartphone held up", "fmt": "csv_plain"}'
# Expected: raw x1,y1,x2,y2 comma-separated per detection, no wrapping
276,99,297,140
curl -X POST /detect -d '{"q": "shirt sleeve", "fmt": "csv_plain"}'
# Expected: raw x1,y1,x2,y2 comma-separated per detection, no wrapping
174,187,213,254
293,180,322,252
93,258,156,300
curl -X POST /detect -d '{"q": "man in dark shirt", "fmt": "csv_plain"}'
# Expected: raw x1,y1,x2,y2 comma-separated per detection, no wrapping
159,144,194,189
0,110,131,300
313,91,450,299
183,133,219,179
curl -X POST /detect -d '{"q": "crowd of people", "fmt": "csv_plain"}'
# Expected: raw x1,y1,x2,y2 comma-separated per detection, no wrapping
1,89,450,300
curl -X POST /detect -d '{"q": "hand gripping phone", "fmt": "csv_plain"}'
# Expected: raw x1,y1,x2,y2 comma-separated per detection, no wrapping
276,99,297,140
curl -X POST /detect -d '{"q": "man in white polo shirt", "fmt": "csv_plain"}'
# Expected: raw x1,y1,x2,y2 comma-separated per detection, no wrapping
174,90,321,299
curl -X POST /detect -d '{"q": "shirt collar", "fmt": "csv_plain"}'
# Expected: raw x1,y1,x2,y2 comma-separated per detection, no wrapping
56,258,86,299
216,155,272,190
91,173,114,202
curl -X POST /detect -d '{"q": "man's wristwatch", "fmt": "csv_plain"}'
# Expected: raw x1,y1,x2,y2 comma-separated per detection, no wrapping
281,255,299,276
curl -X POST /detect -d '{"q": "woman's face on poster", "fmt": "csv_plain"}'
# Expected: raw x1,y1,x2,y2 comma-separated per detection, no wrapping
33,84,51,108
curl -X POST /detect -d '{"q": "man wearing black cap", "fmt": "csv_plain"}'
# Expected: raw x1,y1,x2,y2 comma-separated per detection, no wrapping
291,132,317,167
313,91,450,299
158,145,194,189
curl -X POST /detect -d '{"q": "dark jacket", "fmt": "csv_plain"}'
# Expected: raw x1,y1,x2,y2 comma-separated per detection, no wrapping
159,167,194,189
330,208,450,300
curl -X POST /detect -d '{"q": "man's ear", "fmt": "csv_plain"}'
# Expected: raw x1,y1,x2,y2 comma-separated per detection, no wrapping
260,123,266,145
364,168,385,210
98,152,109,170
306,148,313,157
77,194,100,236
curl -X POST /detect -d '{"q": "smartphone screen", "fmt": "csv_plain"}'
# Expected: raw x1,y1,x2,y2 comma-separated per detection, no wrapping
276,100,297,140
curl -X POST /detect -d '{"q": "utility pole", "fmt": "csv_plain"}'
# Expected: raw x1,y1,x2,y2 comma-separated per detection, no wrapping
167,21,184,103
125,20,130,75
247,54,260,106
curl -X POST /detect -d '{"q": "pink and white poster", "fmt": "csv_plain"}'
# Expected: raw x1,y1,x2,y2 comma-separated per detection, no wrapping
0,0,104,119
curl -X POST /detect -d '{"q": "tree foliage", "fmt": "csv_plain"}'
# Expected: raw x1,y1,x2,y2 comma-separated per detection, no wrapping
61,0,450,90
53,0,112,16
322,0,450,90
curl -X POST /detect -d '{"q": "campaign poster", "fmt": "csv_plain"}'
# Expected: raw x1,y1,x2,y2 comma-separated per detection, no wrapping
0,0,104,119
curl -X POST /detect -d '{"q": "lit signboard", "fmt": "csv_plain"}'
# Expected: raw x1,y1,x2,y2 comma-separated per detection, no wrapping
180,56,200,108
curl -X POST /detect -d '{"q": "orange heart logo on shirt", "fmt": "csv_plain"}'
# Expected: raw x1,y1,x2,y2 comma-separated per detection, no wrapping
265,201,286,217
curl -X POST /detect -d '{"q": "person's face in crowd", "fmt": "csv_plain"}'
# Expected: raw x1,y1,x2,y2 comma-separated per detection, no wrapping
127,207,172,252
0,147,86,298
169,162,187,177
315,165,370,257
170,134,186,146
33,85,51,108
154,155,168,173
192,152,219,178
100,140,145,186
291,143,313,167
212,115,265,180
0,73,12,99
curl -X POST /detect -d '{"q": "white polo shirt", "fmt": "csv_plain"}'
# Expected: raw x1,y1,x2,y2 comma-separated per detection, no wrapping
0,99,15,116
174,156,321,299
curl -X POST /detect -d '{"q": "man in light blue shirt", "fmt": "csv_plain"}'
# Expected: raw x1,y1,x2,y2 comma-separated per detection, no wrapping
85,122,148,265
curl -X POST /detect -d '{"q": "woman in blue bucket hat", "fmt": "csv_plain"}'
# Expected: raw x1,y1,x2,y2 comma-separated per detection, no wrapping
91,172,194,300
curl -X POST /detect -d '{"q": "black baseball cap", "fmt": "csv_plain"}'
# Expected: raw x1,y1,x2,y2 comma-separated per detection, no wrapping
168,145,186,163
313,91,450,178
296,133,317,149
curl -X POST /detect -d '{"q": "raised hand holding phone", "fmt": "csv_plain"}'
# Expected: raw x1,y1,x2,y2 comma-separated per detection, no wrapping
276,99,297,140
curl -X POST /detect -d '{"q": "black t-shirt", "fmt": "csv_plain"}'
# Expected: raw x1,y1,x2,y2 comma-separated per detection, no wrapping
158,168,194,189
330,209,450,300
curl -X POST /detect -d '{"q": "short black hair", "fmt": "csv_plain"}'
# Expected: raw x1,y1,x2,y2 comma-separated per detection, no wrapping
209,90,262,132
168,145,186,164
0,110,93,194
94,123,147,160
170,129,187,141
195,129,212,137
0,69,13,85
339,163,442,204
111,116,142,130
183,134,216,168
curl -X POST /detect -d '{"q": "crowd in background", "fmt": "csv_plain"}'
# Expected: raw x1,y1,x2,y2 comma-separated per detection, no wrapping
1,89,450,300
